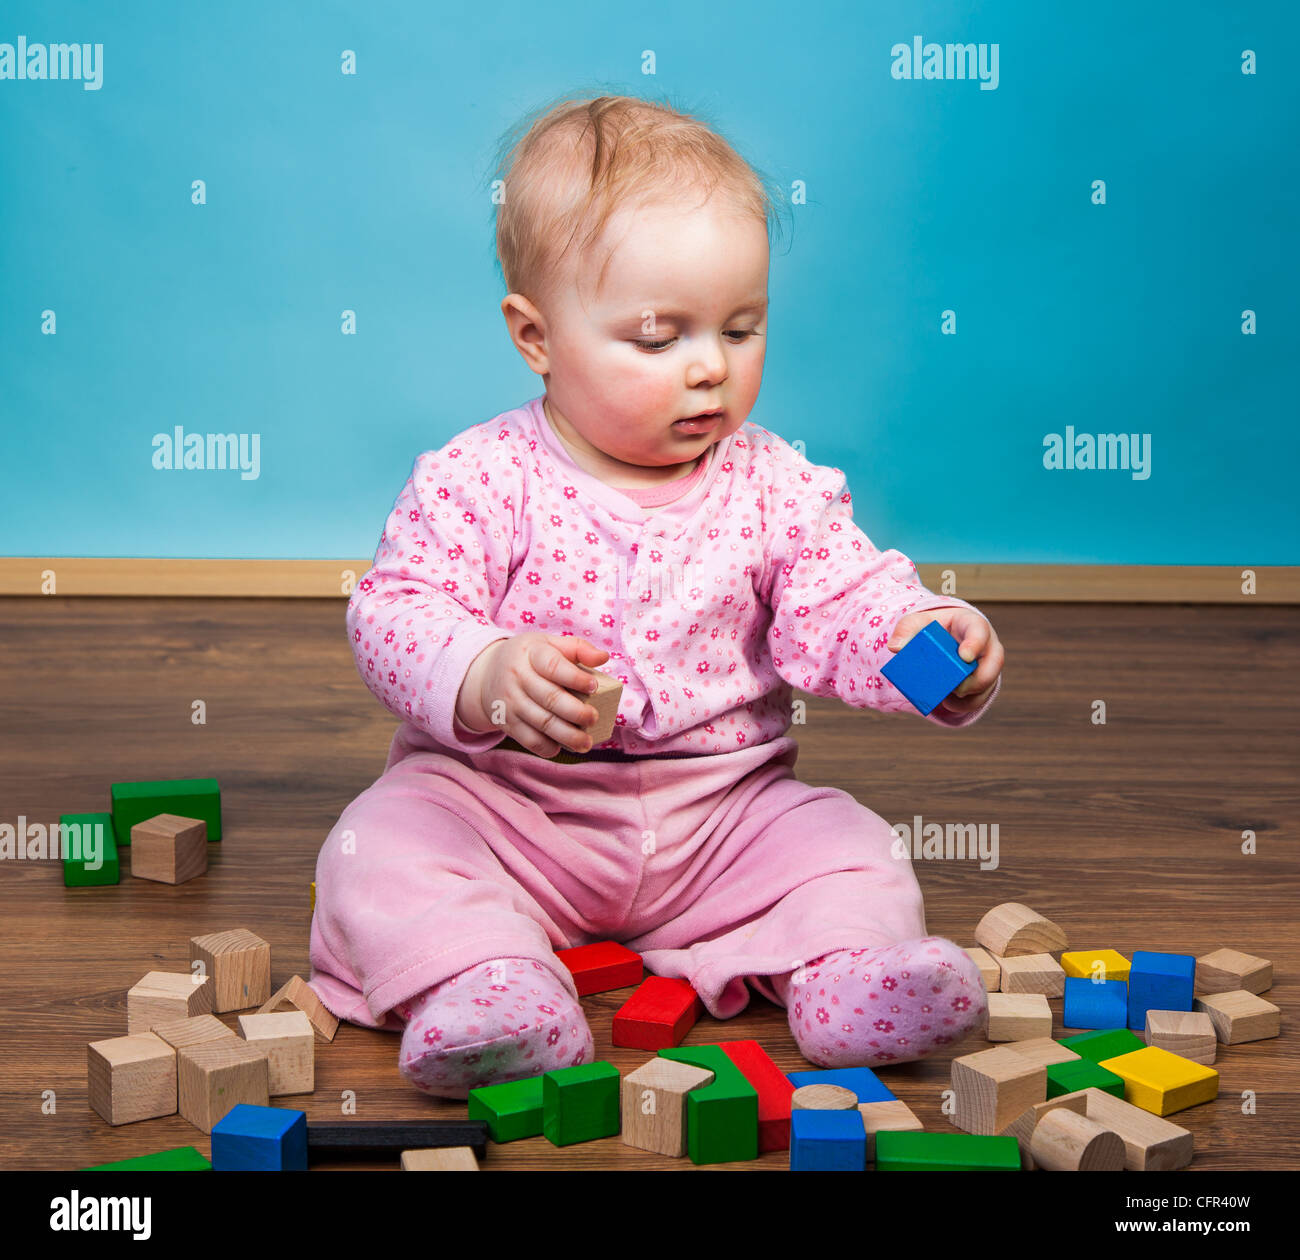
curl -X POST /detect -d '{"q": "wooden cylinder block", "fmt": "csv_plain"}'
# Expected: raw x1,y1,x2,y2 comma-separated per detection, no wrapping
975,903,1068,958
1030,1107,1125,1171
790,1083,858,1111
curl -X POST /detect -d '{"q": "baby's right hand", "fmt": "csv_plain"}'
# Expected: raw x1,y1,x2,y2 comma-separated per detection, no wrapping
461,632,611,757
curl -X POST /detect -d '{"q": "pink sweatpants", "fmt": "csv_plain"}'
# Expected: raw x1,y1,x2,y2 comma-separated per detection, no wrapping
308,732,929,1030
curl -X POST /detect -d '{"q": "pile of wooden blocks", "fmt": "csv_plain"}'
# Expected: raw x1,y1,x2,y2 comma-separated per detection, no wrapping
63,777,222,887
952,902,1279,1169
85,927,338,1169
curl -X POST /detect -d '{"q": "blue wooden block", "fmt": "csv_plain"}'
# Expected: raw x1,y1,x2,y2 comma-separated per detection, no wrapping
1063,977,1128,1029
789,1109,867,1171
787,1066,895,1103
211,1104,307,1171
880,621,976,716
1126,951,1195,1030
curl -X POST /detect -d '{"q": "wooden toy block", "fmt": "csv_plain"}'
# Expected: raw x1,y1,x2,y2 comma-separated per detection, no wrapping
974,902,1068,958
83,1146,211,1171
951,1045,1047,1135
789,1108,867,1171
1001,1093,1090,1169
1195,948,1271,995
129,813,208,884
1098,1045,1219,1116
1145,1010,1217,1065
660,1044,759,1165
620,1058,715,1157
401,1147,479,1170
611,976,701,1050
1046,1057,1125,1100
127,971,214,1033
87,1032,178,1126
189,928,271,1012
553,941,642,996
1002,1037,1080,1069
1061,949,1130,982
858,1099,923,1162
237,1010,314,1094
720,1040,794,1153
573,664,623,743
257,974,338,1042
542,1061,621,1146
176,1038,269,1133
1127,951,1195,1030
468,1075,546,1144
880,620,976,715
1193,990,1281,1045
1063,976,1128,1029
151,1013,239,1050
876,1130,1019,1172
211,1103,307,1170
310,881,315,911
111,777,221,844
787,1066,895,1103
1000,952,1066,997
791,1083,858,1111
1029,1106,1125,1170
1078,1086,1194,1170
1057,1027,1144,1062
986,992,1052,1041
60,812,120,886
306,1122,488,1161
963,946,1001,991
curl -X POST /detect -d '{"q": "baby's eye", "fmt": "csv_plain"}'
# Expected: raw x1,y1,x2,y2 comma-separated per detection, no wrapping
634,339,675,351
632,331,758,352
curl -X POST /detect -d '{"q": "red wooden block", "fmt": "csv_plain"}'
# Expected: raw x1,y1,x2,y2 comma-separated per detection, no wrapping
720,1039,795,1153
554,941,643,997
611,977,702,1050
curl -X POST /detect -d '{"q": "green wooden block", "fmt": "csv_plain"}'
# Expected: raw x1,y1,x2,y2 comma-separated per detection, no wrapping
468,1075,545,1143
111,778,221,844
658,1044,758,1165
1057,1028,1144,1063
876,1130,1020,1171
83,1146,212,1170
1047,1057,1127,1100
542,1061,620,1146
60,813,119,886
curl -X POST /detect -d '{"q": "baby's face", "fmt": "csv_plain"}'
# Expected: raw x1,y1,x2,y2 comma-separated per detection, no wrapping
533,195,768,473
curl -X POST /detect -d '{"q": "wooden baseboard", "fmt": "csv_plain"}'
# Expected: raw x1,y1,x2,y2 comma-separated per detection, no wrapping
0,559,1294,602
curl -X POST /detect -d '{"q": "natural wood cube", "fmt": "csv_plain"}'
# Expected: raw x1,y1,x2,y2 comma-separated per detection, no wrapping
1193,990,1281,1045
87,1032,177,1125
177,1038,269,1132
574,665,622,744
858,1099,923,1162
129,813,208,884
1000,953,1066,997
963,946,1002,991
620,1058,716,1157
189,929,271,1012
257,974,338,1042
401,1146,479,1170
1195,949,1271,996
986,991,1052,1041
238,1010,314,1095
1002,1036,1081,1069
951,1045,1046,1135
151,1013,240,1050
127,970,213,1033
1144,1010,1217,1064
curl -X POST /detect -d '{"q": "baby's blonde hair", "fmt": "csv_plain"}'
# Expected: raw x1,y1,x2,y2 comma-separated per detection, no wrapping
487,91,787,307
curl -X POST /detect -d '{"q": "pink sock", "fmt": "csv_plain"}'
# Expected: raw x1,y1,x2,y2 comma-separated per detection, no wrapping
396,957,594,1099
776,937,987,1067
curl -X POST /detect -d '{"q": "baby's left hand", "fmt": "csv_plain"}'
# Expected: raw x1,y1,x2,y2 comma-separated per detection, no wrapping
886,607,1004,714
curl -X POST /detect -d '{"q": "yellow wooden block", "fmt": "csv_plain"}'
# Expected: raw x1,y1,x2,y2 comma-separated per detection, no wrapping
311,881,316,911
1060,949,1130,982
1098,1045,1218,1116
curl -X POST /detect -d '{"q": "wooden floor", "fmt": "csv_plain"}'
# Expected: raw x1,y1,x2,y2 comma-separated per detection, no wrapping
0,598,1295,1171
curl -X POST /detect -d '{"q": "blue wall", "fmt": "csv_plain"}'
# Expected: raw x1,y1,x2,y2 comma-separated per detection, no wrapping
2,0,1296,563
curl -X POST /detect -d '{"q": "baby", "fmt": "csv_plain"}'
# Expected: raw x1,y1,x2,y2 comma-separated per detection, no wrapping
309,93,1005,1099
